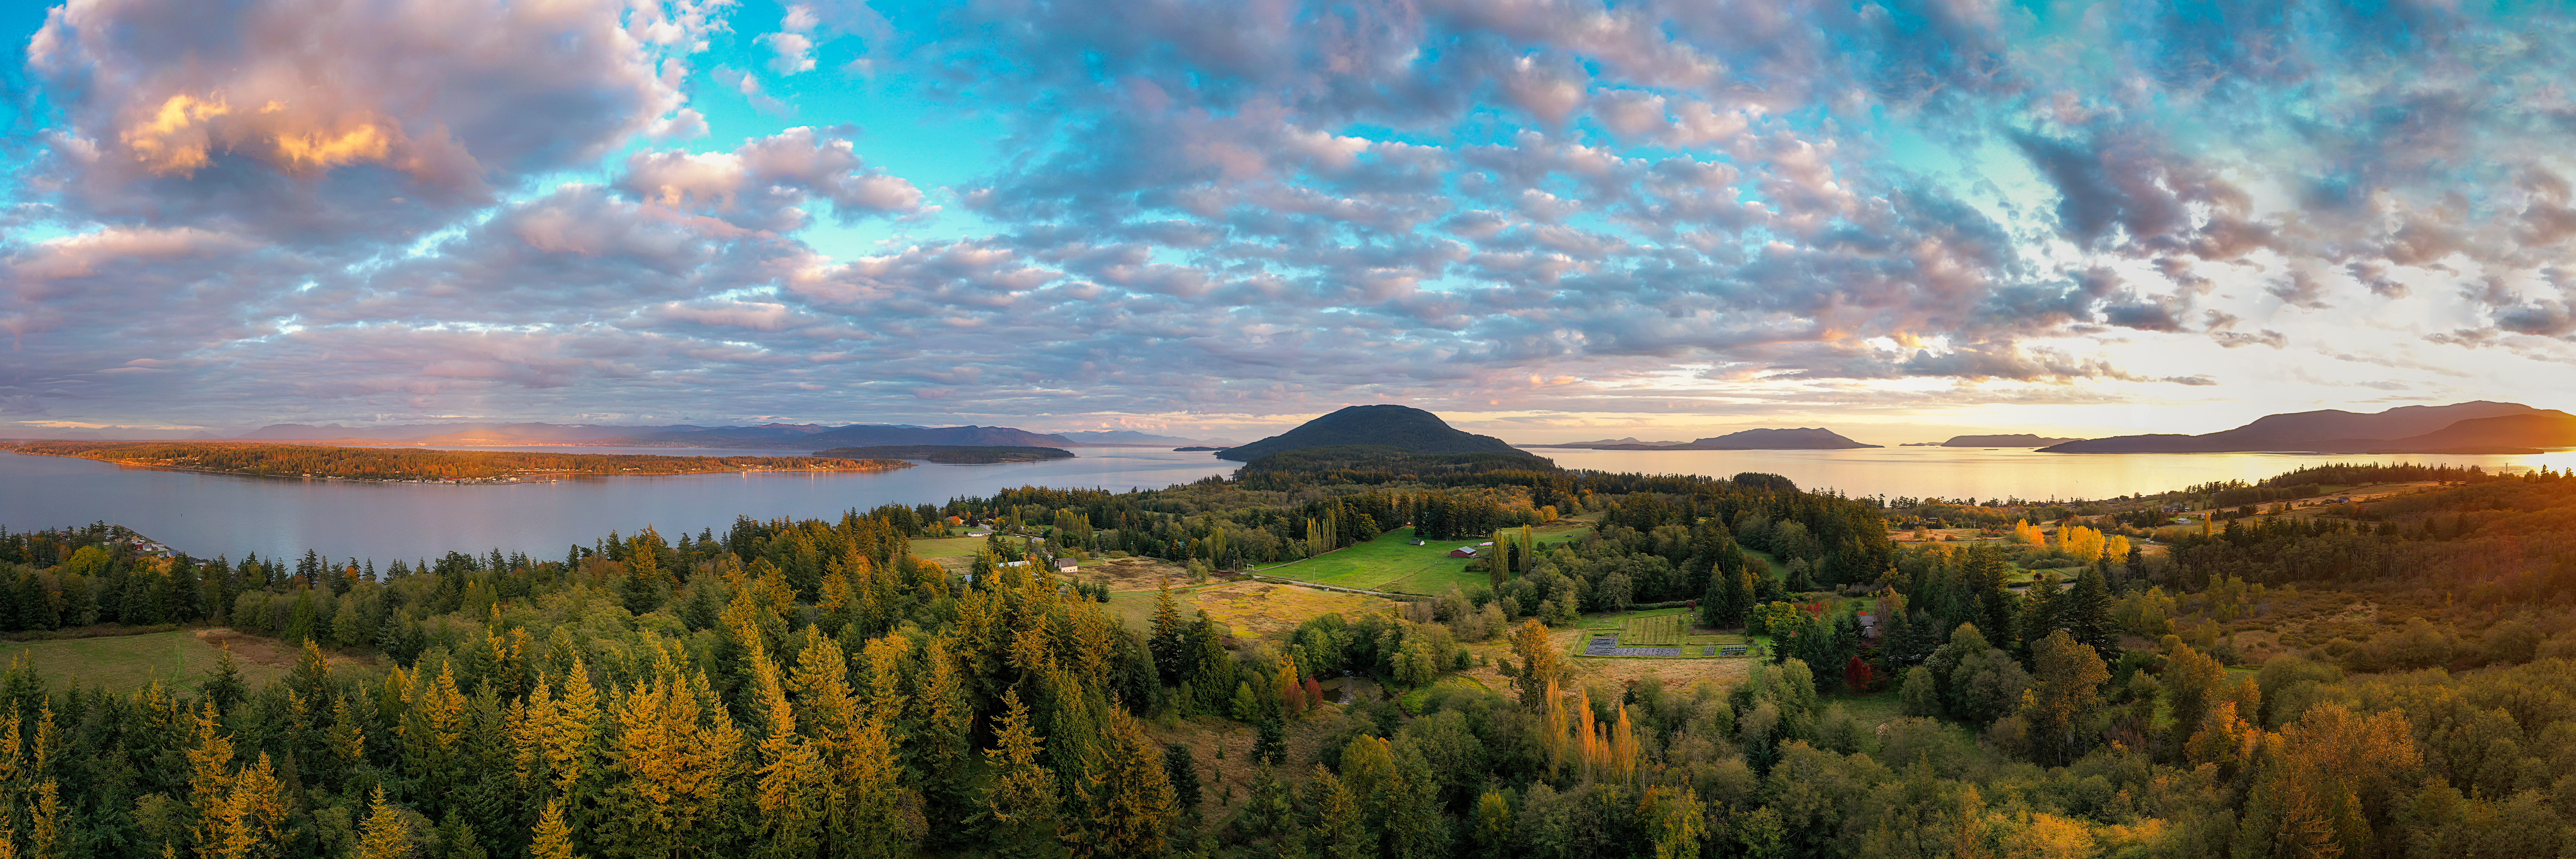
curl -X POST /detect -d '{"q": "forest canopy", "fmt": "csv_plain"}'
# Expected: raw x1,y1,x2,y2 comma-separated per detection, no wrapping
0,463,2573,857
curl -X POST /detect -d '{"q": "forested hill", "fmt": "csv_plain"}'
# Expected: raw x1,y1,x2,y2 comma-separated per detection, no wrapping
1216,405,1522,461
0,440,911,481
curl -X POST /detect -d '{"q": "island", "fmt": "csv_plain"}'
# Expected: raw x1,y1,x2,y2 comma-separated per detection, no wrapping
1217,405,1522,461
1173,446,1228,452
1527,427,1879,450
810,445,1075,464
0,440,913,483
1932,434,2084,448
2039,401,2573,453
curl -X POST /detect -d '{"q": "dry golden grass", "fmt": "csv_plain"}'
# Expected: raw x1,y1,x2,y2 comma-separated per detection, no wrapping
1087,556,1196,591
1451,623,1756,692
1191,581,1401,638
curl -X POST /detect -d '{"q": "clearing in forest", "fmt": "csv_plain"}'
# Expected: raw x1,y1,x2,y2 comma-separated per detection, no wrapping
1106,580,1400,639
1258,527,1495,595
0,629,357,692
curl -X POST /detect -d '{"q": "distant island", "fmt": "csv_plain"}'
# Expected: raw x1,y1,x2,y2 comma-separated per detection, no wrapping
235,420,1079,450
1054,430,1239,447
0,441,912,482
810,445,1073,464
1527,427,1879,450
1218,405,1524,461
1173,446,1228,452
1915,434,2085,448
2040,401,2576,454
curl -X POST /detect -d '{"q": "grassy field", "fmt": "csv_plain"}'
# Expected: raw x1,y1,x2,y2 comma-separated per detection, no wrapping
907,536,989,560
1106,580,1400,639
1258,527,1494,595
1830,688,1907,737
1,631,294,692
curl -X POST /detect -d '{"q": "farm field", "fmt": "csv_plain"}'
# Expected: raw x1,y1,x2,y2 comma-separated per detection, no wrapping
1558,609,1758,658
1105,580,1400,639
1,629,306,692
1258,527,1494,595
906,535,989,561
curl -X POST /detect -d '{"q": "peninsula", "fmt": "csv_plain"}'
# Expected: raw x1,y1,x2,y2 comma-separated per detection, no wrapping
810,445,1073,463
0,440,913,483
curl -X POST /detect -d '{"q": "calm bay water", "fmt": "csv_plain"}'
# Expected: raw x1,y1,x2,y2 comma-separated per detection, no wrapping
1517,445,2576,504
7,443,2571,564
0,447,1239,563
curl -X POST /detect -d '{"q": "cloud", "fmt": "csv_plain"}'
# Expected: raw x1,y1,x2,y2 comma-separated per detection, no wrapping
618,128,923,230
13,0,2576,430
25,0,709,240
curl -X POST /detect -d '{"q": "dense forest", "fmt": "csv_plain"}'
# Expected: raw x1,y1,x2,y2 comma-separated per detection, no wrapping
3,461,2576,857
0,442,911,482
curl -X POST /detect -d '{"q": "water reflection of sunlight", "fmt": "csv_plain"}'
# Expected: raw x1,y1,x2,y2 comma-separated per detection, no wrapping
1519,445,2576,503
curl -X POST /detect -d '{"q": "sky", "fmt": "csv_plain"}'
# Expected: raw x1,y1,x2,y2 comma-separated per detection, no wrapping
3,0,2575,445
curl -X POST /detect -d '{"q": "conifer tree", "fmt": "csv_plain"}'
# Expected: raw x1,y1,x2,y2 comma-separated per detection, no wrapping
603,672,738,859
1383,746,1448,859
529,798,581,859
984,689,1060,859
2061,564,2119,661
27,780,62,859
1305,767,1367,859
840,719,918,859
1148,581,1186,685
747,640,827,859
1161,743,1201,830
186,701,235,854
1072,706,1176,859
355,786,417,859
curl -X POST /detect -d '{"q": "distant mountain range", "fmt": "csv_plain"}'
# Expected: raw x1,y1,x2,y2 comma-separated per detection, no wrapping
1217,405,1522,461
1527,427,1879,450
1052,430,1240,447
2040,402,2576,453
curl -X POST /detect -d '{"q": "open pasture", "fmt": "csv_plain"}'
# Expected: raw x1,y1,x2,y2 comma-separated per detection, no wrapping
1258,527,1493,595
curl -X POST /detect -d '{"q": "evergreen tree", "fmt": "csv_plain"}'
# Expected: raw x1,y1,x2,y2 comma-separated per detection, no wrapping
2062,564,2119,662
1382,746,1448,859
1305,767,1367,859
200,649,247,713
1148,581,1186,685
1161,743,1201,830
984,690,1061,859
529,798,581,859
747,642,827,859
356,786,419,859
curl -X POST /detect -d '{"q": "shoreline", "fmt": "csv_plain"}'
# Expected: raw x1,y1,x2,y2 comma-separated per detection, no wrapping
1,446,915,485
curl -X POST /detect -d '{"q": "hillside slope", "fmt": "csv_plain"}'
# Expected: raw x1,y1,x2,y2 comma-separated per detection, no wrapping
2042,402,2546,453
1216,405,1520,461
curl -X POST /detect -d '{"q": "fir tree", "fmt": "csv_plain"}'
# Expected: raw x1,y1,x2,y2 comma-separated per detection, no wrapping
983,689,1060,859
529,798,581,859
356,786,418,859
2062,563,2119,662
